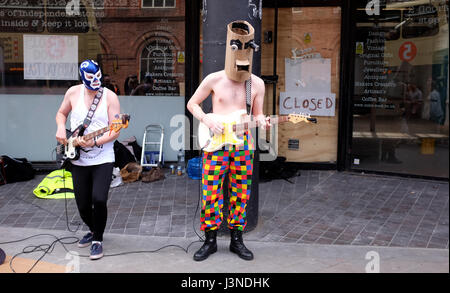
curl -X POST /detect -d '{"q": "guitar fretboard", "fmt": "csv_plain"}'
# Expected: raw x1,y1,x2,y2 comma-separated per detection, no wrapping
233,115,289,133
73,126,110,146
84,127,110,140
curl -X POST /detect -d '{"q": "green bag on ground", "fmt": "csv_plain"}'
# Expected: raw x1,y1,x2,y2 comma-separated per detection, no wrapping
33,169,74,199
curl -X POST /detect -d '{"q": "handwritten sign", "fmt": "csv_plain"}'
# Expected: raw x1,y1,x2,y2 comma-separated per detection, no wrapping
23,35,78,80
280,92,336,116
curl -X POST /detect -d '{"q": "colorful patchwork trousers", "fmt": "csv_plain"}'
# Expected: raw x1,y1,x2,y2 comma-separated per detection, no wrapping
201,132,254,232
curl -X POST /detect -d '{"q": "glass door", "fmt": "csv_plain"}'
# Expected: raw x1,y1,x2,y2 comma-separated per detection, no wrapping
261,5,342,163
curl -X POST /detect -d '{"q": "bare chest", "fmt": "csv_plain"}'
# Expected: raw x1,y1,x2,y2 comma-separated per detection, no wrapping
212,81,247,111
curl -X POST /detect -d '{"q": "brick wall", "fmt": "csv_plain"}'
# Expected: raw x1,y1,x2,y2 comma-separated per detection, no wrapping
97,0,186,95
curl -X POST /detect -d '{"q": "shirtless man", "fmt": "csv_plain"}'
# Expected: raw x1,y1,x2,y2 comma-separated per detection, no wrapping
187,21,269,261
55,60,121,260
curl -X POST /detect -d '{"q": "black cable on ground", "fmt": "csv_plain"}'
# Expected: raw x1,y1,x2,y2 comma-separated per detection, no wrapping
7,235,79,273
1,232,202,273
0,148,205,273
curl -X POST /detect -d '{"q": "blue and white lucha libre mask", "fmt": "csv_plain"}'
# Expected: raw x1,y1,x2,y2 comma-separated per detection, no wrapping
79,60,102,91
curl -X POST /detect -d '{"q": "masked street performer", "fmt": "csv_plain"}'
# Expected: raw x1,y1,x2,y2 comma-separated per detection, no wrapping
55,60,122,260
187,21,269,261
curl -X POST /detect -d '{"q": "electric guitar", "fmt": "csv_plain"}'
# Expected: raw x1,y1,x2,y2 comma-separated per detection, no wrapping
56,114,130,168
198,110,317,152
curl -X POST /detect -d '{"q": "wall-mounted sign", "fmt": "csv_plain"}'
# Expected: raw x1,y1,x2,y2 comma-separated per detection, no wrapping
399,41,417,62
288,139,300,150
304,32,312,44
280,92,336,117
356,42,364,55
177,51,185,64
23,34,78,80
291,47,322,60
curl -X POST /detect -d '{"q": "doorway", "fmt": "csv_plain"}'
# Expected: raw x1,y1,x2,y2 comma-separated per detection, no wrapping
261,3,343,163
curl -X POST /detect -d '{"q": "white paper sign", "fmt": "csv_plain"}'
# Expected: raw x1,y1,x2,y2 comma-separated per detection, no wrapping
280,91,336,116
23,35,78,80
285,58,331,93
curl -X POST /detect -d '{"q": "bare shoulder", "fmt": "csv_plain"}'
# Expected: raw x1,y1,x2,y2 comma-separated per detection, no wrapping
105,87,120,105
203,70,225,84
65,84,81,96
251,74,265,93
251,74,264,87
64,84,82,104
105,88,121,121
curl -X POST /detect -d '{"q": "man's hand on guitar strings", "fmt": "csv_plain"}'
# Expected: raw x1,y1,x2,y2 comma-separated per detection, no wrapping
256,115,271,130
55,127,67,145
202,114,224,135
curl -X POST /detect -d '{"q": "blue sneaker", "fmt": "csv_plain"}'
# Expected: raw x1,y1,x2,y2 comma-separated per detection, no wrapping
90,242,104,260
78,232,94,248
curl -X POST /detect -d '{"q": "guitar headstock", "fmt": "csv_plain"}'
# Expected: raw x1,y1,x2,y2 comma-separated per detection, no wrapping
287,113,318,124
110,114,131,133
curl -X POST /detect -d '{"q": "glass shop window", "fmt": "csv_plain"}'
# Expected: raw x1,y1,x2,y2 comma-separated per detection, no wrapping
142,0,176,8
402,4,440,39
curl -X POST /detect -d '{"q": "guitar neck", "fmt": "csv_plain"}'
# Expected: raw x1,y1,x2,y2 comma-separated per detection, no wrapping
233,115,289,132
73,126,110,146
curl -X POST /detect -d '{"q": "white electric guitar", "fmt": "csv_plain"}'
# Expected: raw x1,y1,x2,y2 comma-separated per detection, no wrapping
198,109,317,152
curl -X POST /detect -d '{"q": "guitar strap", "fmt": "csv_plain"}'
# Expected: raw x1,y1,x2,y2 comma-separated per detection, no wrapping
78,87,104,136
245,78,253,116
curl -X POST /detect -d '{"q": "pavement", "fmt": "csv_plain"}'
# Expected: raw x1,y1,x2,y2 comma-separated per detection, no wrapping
0,169,448,274
0,226,448,273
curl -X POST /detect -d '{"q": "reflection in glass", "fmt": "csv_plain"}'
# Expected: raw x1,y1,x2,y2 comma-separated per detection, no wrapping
0,0,185,96
352,1,449,178
154,0,164,7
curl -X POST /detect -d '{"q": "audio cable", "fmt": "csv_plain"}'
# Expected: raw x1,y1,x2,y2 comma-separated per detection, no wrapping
0,149,205,273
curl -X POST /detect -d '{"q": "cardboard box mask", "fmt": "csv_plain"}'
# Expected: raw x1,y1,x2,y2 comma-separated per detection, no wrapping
224,21,259,82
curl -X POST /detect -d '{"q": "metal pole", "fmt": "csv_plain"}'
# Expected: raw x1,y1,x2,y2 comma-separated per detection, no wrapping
272,3,278,115
202,0,262,233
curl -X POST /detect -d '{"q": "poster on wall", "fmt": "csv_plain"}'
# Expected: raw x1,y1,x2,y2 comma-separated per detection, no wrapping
23,35,78,80
285,57,331,92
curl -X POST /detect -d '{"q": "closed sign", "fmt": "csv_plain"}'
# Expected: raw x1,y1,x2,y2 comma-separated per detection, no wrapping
280,92,336,116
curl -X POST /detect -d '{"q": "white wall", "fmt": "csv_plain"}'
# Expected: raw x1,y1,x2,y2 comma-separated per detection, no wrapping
0,94,185,162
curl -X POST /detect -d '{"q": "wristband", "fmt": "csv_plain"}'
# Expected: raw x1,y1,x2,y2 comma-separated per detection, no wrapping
94,137,99,148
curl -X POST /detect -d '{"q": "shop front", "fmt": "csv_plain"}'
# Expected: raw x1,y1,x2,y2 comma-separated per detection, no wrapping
0,0,448,179
258,0,448,179
260,1,344,166
0,0,188,162
351,0,449,178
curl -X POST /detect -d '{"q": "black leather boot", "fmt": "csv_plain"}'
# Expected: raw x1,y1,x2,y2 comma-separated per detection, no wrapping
193,229,217,261
229,229,254,261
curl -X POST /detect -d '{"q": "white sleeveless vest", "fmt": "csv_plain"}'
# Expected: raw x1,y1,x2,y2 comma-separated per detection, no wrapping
70,86,115,166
